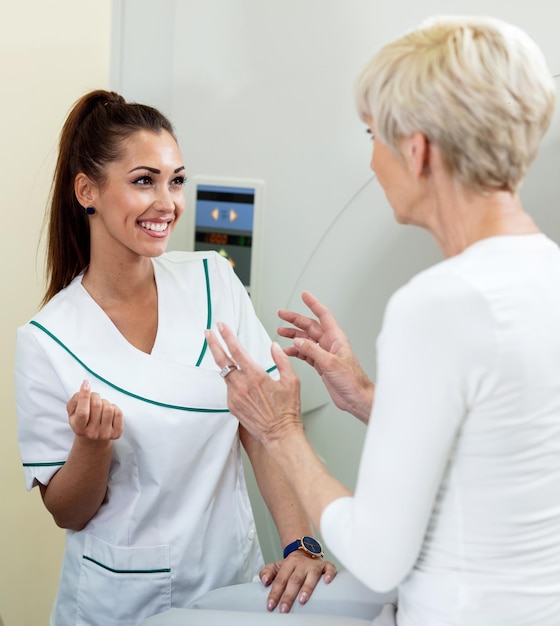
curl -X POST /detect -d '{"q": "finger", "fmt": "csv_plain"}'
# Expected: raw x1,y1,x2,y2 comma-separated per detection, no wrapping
277,311,323,343
272,567,318,613
293,567,323,606
205,328,234,369
98,401,120,440
215,322,259,374
265,561,299,612
66,392,80,416
111,405,124,439
270,342,298,382
301,291,338,330
277,309,314,329
322,561,337,584
70,379,93,432
293,337,330,368
277,326,314,341
259,561,280,587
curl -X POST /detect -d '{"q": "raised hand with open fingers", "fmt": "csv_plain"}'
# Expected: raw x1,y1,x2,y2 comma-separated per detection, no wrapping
205,323,302,447
278,291,374,424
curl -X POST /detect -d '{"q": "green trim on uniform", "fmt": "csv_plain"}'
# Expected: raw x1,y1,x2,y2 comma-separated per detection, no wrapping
23,461,65,467
83,555,171,574
28,320,229,413
27,257,277,414
195,258,212,367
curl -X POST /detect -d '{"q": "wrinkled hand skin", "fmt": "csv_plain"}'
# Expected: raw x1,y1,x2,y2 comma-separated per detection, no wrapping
205,323,303,446
277,291,374,424
260,551,337,613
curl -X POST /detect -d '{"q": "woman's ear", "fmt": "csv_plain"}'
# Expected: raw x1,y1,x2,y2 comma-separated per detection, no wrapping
74,173,97,208
403,132,430,178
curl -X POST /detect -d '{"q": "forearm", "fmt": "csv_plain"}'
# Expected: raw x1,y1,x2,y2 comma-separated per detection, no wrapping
274,430,351,530
246,424,351,533
40,436,113,530
241,427,315,545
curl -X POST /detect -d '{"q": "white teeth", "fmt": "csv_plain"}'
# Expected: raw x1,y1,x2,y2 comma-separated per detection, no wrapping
139,221,169,232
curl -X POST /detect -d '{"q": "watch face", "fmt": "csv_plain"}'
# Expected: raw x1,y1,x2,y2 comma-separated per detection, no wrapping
302,536,322,555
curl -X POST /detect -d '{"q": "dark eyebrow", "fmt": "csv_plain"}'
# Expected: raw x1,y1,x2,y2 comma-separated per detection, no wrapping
128,166,186,174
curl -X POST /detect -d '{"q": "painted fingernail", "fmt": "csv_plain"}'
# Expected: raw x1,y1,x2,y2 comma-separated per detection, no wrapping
324,574,333,584
261,575,269,586
267,600,275,611
280,603,289,614
82,380,90,390
299,592,309,604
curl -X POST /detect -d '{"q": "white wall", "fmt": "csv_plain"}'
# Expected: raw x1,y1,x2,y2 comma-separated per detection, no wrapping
0,2,112,623
113,0,560,566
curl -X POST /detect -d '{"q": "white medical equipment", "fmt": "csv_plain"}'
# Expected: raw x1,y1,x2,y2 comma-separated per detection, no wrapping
140,569,397,625
185,176,264,309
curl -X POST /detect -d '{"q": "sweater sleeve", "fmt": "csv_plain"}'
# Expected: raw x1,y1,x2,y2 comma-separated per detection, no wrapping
320,271,496,591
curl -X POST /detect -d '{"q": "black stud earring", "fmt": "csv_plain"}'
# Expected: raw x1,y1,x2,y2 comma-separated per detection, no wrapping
85,206,96,215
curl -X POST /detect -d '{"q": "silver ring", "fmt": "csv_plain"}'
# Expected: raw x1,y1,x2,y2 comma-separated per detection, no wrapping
219,364,237,378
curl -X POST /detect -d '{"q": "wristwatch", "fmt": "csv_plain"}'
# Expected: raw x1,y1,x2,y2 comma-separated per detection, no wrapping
283,536,324,559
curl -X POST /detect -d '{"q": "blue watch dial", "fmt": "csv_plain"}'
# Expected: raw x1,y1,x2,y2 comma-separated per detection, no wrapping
302,536,322,555
283,536,324,559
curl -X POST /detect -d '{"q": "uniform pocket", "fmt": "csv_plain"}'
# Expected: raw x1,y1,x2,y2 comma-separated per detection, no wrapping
76,534,171,626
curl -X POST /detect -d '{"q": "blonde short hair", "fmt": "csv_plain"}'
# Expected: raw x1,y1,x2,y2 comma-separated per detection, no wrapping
356,16,556,192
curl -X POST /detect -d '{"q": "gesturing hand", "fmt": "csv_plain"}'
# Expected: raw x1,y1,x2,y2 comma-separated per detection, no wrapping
205,323,303,447
67,380,123,441
278,291,374,424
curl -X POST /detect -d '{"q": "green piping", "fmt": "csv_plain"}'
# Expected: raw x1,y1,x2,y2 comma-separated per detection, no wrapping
27,256,276,412
28,321,229,413
23,461,65,467
195,258,211,367
83,555,170,574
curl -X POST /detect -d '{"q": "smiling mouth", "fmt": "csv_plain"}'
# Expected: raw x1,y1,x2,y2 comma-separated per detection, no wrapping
139,221,170,232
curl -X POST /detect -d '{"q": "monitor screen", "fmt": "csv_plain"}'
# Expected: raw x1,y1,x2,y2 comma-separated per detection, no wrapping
194,184,255,288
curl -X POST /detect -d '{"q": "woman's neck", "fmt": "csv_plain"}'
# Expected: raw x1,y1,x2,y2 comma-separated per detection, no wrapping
429,186,540,258
82,253,156,305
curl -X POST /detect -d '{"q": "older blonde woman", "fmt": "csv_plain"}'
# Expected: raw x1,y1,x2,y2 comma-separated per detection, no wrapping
206,15,560,626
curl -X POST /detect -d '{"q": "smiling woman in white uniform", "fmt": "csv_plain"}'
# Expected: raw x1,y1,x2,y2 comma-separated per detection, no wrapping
205,16,560,626
14,90,335,626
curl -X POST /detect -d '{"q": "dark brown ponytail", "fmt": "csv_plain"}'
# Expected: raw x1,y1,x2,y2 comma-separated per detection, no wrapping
42,90,176,305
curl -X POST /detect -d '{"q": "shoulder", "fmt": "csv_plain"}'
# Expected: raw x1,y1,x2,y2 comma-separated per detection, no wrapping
153,251,243,304
390,259,480,314
155,250,233,275
19,276,83,332
384,256,495,342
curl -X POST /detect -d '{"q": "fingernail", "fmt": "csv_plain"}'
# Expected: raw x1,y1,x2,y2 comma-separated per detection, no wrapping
299,592,308,604
294,338,303,347
324,574,332,584
267,600,275,611
280,603,289,614
82,379,90,390
261,575,269,586
217,322,224,332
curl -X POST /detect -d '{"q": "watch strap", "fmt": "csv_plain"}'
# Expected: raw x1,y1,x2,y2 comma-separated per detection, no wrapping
283,539,302,559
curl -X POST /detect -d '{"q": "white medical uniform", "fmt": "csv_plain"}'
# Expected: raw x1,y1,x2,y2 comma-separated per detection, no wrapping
15,251,274,626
